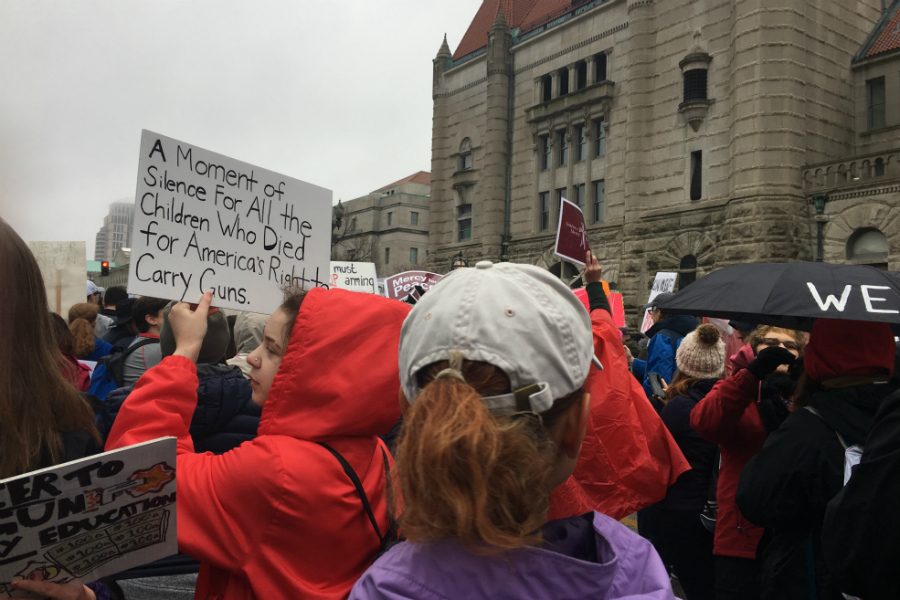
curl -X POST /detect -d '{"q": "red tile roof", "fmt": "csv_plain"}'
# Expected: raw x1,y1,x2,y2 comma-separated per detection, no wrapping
862,2,900,60
453,0,575,60
375,171,431,192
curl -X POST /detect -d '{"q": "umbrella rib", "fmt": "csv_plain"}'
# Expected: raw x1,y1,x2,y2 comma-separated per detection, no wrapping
757,267,786,320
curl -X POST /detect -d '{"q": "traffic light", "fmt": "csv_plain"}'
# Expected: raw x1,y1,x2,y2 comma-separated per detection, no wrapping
101,261,110,276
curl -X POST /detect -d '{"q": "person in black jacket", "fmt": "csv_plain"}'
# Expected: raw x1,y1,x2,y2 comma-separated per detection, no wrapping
646,323,724,600
102,303,259,453
821,386,900,600
736,318,897,600
102,296,138,350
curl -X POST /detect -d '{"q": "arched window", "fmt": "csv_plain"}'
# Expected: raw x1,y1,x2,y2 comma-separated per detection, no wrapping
549,261,581,287
459,138,473,171
679,255,697,288
847,228,888,268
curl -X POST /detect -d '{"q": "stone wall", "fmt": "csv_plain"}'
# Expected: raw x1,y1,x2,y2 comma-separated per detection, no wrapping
429,0,886,319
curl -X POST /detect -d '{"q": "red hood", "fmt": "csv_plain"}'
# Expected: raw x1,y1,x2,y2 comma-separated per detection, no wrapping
258,287,411,440
728,343,755,374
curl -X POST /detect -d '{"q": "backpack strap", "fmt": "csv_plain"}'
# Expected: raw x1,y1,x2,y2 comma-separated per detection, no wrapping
318,442,389,544
109,337,159,385
122,336,160,357
803,406,849,450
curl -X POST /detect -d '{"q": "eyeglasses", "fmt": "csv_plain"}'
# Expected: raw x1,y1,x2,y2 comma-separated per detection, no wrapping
759,337,801,352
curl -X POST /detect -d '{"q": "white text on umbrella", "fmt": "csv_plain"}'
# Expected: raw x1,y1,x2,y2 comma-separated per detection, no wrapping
807,283,899,314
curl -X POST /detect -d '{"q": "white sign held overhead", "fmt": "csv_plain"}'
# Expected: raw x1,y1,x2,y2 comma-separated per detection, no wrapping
329,262,378,294
640,271,679,333
128,130,333,314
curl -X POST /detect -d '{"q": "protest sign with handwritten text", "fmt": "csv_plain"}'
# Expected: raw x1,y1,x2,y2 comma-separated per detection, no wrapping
329,262,377,294
129,131,332,314
640,272,679,333
0,438,177,597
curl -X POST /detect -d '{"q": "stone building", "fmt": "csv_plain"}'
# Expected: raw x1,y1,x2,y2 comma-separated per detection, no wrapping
428,0,899,314
93,201,134,262
331,171,431,277
804,2,900,268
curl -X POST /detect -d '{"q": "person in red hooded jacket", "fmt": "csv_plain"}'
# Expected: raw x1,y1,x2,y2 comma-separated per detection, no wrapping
105,288,410,600
689,324,805,600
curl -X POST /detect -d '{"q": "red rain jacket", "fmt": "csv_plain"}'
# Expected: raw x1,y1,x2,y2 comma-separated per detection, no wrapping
690,367,766,559
106,288,410,599
549,304,690,520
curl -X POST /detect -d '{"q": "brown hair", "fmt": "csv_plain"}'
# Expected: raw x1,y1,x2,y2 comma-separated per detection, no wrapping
0,219,98,477
396,359,581,551
746,325,806,356
68,302,99,358
278,287,308,346
665,370,705,402
49,312,76,358
789,372,820,410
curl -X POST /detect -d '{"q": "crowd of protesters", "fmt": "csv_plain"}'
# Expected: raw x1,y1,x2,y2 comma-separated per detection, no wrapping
3,214,899,600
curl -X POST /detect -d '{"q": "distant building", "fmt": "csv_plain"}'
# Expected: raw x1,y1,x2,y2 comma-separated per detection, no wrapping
331,172,431,278
428,0,898,315
804,2,900,268
87,246,130,289
94,201,134,262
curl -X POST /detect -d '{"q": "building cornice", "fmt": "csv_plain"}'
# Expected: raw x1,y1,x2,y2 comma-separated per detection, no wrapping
514,22,627,75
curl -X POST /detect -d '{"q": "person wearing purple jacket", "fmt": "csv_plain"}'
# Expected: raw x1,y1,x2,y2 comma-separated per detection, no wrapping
350,258,674,600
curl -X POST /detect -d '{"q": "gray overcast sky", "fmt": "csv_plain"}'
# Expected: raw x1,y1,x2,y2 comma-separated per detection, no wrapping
0,0,480,259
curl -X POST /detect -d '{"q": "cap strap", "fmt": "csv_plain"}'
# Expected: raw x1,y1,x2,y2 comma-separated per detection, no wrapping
434,367,466,383
482,381,553,416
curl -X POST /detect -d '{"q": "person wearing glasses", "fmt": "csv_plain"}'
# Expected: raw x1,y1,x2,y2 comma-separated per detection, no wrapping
689,325,805,600
737,319,897,600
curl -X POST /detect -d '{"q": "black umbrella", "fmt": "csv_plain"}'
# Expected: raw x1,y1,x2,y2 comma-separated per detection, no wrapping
655,262,900,330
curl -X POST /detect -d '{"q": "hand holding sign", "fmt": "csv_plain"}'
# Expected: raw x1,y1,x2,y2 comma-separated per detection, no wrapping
129,131,332,314
10,579,94,600
170,292,213,363
584,251,602,284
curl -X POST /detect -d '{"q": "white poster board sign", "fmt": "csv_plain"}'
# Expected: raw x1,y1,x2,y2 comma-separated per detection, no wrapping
128,130,332,314
28,241,87,317
639,271,679,333
0,438,177,596
329,262,378,294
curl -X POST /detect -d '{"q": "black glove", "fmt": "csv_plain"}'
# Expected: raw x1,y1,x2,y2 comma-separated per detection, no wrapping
747,346,797,380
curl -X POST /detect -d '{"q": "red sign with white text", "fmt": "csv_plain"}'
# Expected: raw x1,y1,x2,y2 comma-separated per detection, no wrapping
554,198,591,266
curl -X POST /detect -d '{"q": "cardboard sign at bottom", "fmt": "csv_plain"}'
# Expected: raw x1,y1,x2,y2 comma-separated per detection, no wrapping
0,438,177,596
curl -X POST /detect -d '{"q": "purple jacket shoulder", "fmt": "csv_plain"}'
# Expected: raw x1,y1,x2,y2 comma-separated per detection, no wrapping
349,512,674,600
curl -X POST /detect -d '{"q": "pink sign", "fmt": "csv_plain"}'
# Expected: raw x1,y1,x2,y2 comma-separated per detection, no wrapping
572,288,626,329
554,198,591,266
383,270,443,301
608,291,626,328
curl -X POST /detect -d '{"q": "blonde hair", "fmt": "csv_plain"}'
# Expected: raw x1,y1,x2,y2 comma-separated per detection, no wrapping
746,325,806,355
67,303,98,358
396,360,579,551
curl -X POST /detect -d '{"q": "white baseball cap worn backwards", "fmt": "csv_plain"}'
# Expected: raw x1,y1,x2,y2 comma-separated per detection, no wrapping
398,260,595,416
